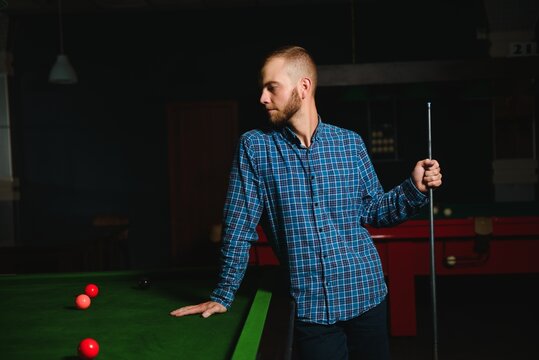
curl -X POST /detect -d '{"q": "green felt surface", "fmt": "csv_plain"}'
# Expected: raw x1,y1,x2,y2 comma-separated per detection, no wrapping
0,268,267,360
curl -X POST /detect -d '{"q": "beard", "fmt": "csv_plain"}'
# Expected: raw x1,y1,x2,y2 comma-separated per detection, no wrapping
267,88,301,128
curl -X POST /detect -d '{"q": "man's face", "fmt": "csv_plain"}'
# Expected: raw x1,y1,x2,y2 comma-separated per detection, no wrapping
259,57,301,127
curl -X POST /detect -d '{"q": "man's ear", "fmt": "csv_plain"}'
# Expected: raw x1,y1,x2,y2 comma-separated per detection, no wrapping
299,77,312,99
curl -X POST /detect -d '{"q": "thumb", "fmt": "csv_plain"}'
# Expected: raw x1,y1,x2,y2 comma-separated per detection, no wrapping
202,303,226,318
202,311,212,318
422,158,433,167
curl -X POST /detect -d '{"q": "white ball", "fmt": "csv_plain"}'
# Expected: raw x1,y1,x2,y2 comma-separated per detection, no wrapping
446,256,456,266
443,208,452,217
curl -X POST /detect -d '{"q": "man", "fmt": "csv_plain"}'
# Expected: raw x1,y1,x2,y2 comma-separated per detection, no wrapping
170,45,442,360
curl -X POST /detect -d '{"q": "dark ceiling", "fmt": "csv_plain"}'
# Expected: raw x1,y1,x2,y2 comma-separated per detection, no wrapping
2,0,356,14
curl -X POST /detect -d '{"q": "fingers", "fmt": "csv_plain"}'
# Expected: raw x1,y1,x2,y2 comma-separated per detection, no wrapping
423,159,442,189
424,169,442,181
425,173,442,188
412,158,443,192
169,301,227,318
170,304,204,317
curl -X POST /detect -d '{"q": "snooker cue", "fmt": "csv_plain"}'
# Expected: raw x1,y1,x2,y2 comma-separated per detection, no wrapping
427,102,439,360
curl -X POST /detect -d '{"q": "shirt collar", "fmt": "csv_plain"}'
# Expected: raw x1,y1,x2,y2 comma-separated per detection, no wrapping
281,115,326,147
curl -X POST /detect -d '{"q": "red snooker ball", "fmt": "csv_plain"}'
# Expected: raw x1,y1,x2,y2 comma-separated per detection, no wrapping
75,294,91,310
78,338,99,359
84,284,99,298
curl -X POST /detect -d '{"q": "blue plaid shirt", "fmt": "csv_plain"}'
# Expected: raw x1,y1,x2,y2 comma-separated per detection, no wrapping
211,118,428,324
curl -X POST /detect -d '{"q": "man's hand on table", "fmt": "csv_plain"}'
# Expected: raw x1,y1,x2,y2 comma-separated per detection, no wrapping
170,301,227,318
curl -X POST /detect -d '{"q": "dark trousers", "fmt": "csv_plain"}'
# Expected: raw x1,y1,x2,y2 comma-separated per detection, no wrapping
293,298,391,360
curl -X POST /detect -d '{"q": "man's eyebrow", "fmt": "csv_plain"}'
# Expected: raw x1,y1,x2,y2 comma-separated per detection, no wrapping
262,81,279,88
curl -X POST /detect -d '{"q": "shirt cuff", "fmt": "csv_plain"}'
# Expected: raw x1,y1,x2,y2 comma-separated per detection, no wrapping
402,177,428,206
210,289,233,310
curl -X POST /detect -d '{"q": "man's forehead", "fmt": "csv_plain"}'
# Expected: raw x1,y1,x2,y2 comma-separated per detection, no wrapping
262,57,293,83
262,57,286,74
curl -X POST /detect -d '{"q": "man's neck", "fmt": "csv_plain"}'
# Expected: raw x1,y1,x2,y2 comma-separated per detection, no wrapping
288,108,318,148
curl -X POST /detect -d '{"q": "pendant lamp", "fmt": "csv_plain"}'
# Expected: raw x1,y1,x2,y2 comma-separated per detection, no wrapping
49,0,78,84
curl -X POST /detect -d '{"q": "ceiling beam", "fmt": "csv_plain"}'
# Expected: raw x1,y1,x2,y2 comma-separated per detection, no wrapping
317,57,539,86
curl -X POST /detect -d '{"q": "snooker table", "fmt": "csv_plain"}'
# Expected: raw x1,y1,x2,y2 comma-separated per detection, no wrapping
369,201,539,336
250,201,539,337
0,266,292,360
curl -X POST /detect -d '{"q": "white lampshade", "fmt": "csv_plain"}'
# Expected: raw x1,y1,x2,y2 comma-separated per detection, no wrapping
49,54,78,84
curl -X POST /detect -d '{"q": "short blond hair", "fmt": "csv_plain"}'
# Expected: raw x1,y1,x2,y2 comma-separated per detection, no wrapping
263,45,318,92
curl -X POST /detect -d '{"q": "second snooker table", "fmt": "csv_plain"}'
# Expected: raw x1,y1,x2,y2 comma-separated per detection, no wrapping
0,266,293,360
250,201,539,337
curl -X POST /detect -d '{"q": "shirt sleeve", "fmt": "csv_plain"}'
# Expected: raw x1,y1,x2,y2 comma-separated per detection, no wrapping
356,134,428,228
210,134,264,309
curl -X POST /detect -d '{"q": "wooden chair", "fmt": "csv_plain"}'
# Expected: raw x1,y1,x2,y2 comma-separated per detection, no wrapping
91,215,129,270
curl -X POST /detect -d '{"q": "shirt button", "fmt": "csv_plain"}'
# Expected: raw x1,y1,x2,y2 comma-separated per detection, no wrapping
318,227,323,233
326,281,331,287
311,175,315,180
314,202,319,207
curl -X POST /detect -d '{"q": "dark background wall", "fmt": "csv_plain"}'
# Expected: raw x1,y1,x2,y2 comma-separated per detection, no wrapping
2,0,538,271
